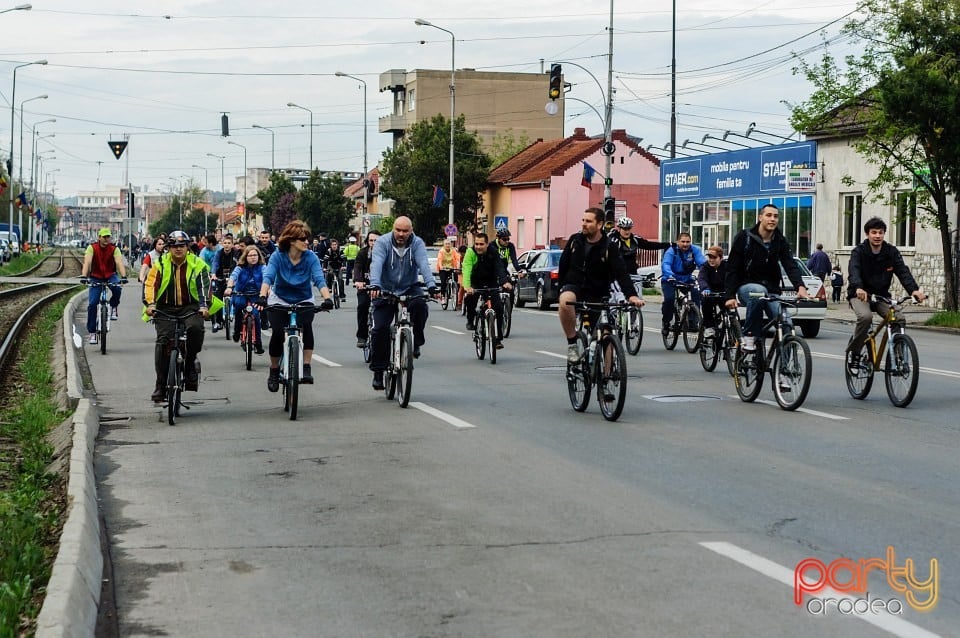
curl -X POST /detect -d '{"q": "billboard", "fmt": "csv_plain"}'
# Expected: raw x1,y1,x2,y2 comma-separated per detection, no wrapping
660,141,817,201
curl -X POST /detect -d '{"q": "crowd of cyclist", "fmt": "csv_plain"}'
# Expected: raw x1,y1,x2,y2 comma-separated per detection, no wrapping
82,201,927,405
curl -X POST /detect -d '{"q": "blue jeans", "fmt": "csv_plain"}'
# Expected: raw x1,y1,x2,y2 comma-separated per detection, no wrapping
661,279,701,325
86,274,122,334
736,282,780,337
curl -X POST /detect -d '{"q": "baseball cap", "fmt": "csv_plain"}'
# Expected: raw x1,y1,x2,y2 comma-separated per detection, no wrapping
98,228,112,237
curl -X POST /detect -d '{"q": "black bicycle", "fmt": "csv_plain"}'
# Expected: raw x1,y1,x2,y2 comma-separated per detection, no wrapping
325,269,343,309
566,300,631,421
152,309,200,425
733,294,813,410
471,288,502,364
662,280,701,353
500,274,519,338
267,302,327,420
362,301,374,363
698,293,742,376
440,268,460,311
228,293,260,371
377,290,434,407
83,278,125,355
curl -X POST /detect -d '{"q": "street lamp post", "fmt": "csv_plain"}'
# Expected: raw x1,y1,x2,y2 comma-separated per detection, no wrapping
415,18,456,227
8,59,46,249
207,153,225,231
192,164,209,235
227,141,247,234
41,167,59,244
251,124,275,171
18,93,46,234
334,72,368,177
286,103,313,171
0,4,32,15
30,119,55,193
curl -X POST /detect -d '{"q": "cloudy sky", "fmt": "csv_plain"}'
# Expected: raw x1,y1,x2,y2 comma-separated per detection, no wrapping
1,0,861,197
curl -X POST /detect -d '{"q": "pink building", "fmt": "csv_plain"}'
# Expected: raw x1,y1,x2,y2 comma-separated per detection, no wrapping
484,128,660,250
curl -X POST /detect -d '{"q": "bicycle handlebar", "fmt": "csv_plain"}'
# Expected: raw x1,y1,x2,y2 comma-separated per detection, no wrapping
151,309,201,321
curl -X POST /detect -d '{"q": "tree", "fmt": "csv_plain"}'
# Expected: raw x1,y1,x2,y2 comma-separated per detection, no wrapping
270,192,297,235
489,128,533,166
295,169,353,239
380,114,492,241
791,0,960,310
255,172,297,233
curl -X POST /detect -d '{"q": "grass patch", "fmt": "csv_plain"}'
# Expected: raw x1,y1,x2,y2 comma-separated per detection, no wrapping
924,310,960,329
0,251,47,277
0,298,71,637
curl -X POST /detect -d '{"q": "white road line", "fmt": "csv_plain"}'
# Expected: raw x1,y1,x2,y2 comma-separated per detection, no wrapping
434,326,463,335
813,352,960,380
311,354,341,367
537,350,568,360
726,396,849,420
699,541,941,638
410,402,476,429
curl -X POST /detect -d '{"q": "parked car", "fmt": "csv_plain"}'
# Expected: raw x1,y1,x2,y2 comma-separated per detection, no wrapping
515,249,563,309
0,238,11,262
726,256,827,338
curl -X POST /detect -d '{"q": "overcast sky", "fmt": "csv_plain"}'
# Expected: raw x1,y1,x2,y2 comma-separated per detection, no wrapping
1,0,861,197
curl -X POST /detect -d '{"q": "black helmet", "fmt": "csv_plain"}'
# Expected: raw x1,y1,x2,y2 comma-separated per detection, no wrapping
496,228,511,239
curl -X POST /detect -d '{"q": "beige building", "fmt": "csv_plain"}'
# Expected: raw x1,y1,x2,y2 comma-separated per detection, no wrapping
379,68,564,148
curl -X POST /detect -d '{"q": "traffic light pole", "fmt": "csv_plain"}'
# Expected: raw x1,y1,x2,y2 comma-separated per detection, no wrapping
603,0,615,222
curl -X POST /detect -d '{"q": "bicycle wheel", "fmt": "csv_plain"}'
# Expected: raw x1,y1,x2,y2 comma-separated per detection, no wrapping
100,302,108,355
734,342,764,403
624,307,642,355
844,341,874,400
723,316,742,377
884,333,919,408
385,329,398,400
223,302,231,341
596,333,628,421
441,284,450,310
333,282,341,309
167,349,179,425
485,310,497,365
502,295,513,338
474,316,486,360
683,305,702,353
567,331,591,412
662,314,679,350
287,336,300,420
397,327,414,407
699,330,720,372
244,315,254,371
772,335,812,411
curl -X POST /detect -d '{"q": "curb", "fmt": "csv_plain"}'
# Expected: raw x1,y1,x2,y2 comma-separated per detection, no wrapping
35,291,101,638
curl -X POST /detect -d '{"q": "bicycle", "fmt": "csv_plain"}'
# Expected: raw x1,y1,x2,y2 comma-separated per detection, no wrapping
267,302,326,420
844,295,920,407
609,275,646,355
152,309,200,426
471,288,502,364
662,280,701,353
500,274,519,338
325,269,343,309
362,301,374,363
228,293,260,371
733,293,813,411
82,278,125,355
698,293,742,376
215,279,232,341
377,289,434,408
440,268,460,310
566,300,631,421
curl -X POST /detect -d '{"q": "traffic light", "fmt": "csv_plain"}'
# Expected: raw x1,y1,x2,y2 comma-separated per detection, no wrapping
549,64,562,100
108,140,128,160
603,196,616,224
221,113,230,137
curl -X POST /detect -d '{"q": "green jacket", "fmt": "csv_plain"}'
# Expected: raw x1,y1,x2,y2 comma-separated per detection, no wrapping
142,252,223,320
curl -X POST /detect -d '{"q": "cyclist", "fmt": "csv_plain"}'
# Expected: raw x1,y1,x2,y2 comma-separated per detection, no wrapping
434,237,462,302
845,216,925,369
697,245,727,339
661,232,707,336
256,230,277,261
258,220,335,391
313,231,330,260
461,233,512,349
138,236,165,283
608,216,671,275
353,231,381,348
211,233,239,330
366,216,439,391
493,228,525,276
81,228,128,344
322,238,348,301
343,235,360,285
224,245,266,353
558,207,643,363
723,203,808,351
143,230,217,402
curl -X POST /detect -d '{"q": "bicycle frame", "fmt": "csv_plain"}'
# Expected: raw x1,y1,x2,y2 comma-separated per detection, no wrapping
861,296,911,368
566,300,630,421
845,295,919,407
152,309,200,425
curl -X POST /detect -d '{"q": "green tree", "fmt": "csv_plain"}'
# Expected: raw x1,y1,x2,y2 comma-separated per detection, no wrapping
791,0,960,310
489,128,533,166
255,172,297,233
270,192,297,235
295,169,353,239
148,195,184,238
380,114,492,241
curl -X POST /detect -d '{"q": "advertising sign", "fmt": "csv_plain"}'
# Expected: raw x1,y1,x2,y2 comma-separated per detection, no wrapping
786,167,818,192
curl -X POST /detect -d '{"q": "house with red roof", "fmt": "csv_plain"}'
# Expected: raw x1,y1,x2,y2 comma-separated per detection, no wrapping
484,128,660,250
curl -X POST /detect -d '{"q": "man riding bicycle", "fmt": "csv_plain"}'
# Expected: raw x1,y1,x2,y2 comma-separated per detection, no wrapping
462,233,512,350
493,228,525,275
723,203,808,350
661,231,707,336
322,238,348,301
607,216,671,275
558,207,643,363
845,216,925,370
81,228,128,344
366,216,439,391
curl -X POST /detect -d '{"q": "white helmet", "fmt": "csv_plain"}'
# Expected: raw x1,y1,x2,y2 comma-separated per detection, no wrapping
616,216,634,229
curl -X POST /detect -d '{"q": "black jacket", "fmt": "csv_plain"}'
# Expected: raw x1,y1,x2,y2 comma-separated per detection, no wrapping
353,246,373,284
323,248,347,271
468,248,510,289
697,260,726,294
558,232,638,299
607,231,671,275
846,239,918,300
724,224,804,302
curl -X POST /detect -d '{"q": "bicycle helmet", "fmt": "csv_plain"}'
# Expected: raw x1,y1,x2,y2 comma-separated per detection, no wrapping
616,216,634,229
496,228,511,239
167,230,190,246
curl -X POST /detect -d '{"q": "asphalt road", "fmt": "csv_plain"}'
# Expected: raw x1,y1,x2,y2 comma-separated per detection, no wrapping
82,288,959,637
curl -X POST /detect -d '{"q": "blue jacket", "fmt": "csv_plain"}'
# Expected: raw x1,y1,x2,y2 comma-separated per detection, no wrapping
263,249,326,303
661,244,707,283
369,232,436,294
229,264,264,298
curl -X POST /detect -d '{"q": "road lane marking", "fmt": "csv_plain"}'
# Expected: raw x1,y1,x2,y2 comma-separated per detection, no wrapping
699,542,941,638
726,396,848,420
434,326,463,335
813,352,960,380
312,354,341,367
410,402,476,429
537,350,568,360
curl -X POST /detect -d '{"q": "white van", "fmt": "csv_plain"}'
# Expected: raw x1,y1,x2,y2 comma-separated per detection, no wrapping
0,231,19,256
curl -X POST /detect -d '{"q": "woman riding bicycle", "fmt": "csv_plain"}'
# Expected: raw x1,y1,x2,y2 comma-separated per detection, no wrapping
258,220,334,392
224,244,266,353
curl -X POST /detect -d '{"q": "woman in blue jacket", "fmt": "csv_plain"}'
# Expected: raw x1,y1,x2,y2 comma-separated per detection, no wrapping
224,244,266,353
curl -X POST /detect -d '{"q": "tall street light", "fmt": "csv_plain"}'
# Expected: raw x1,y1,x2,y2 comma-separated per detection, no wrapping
8,59,47,248
30,118,54,193
334,72,368,178
0,4,32,15
207,152,225,231
287,102,312,171
18,93,46,234
415,18,456,227
192,164,209,234
227,140,248,233
252,124,275,171
41,166,59,243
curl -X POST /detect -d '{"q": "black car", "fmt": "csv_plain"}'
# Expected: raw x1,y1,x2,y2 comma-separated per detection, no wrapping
515,249,563,309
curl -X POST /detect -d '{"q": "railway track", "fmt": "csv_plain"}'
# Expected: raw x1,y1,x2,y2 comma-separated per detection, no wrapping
0,283,80,378
12,248,84,278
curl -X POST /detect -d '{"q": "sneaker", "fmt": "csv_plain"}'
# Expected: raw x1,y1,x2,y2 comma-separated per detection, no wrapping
356,338,366,348
465,320,476,331
567,343,581,364
846,351,861,374
741,335,756,351
151,380,165,403
254,343,264,355
495,340,504,350
212,322,220,333
185,364,199,391
110,307,119,320
301,364,314,384
233,329,241,343
372,371,385,391
702,327,715,339
661,320,671,337
267,367,280,393
413,346,421,359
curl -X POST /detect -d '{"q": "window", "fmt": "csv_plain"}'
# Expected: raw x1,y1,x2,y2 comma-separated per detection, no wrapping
841,193,863,246
893,191,917,247
408,89,416,112
517,218,525,249
534,217,544,248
